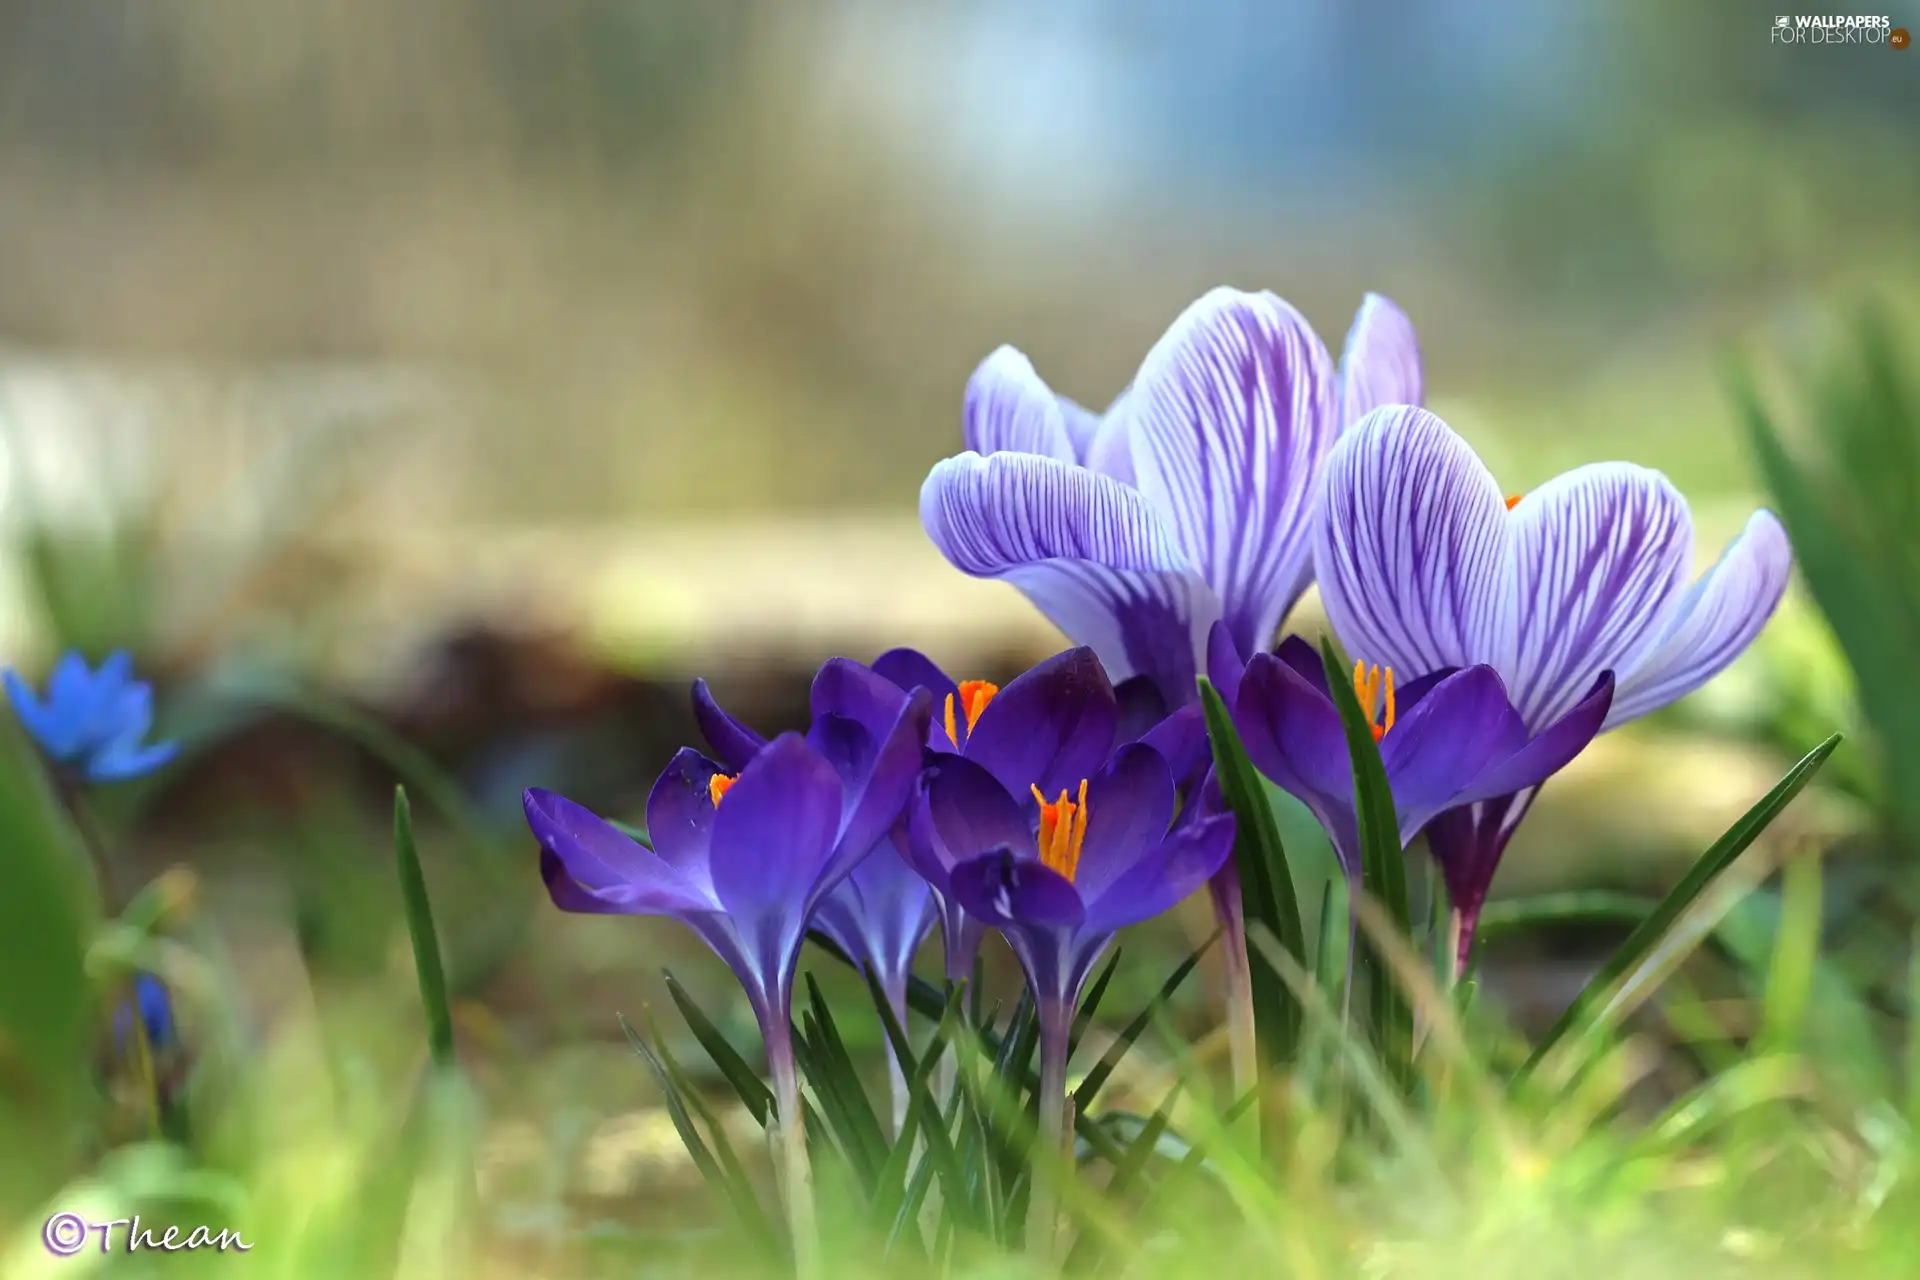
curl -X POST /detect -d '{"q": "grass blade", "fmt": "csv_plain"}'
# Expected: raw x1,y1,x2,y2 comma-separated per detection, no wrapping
663,972,774,1124
620,1012,775,1247
392,787,454,1069
1316,636,1413,1092
1069,949,1124,1058
1198,676,1305,1139
1475,890,1658,939
1519,732,1840,1082
1073,935,1215,1113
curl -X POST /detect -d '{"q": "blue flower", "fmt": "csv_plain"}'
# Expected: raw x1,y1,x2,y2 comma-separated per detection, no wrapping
112,972,177,1054
5,651,179,783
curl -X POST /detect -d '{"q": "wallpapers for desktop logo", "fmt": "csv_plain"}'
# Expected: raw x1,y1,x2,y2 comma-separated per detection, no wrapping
1771,14,1907,45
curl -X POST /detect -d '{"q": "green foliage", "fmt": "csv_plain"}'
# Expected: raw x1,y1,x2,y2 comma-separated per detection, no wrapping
1739,306,1920,838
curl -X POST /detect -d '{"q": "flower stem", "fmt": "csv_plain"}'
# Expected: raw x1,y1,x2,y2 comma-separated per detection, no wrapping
884,975,911,1141
1221,915,1257,1101
1028,998,1072,1265
766,1020,820,1280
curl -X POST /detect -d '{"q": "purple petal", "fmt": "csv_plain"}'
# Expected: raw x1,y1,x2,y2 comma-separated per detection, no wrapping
1272,633,1330,696
1458,672,1612,803
871,648,959,705
1057,394,1106,464
1337,293,1422,428
1067,742,1177,901
807,713,878,789
1391,666,1456,715
811,657,911,743
1113,675,1169,744
1084,392,1137,485
1426,790,1538,945
1137,703,1208,794
645,749,727,882
920,449,1218,700
528,788,716,914
691,679,766,773
1507,461,1693,727
1232,653,1354,814
1083,812,1236,934
1206,618,1248,704
1606,511,1792,728
1123,287,1338,660
1315,407,1513,681
1233,653,1366,871
1376,666,1528,840
908,753,1036,876
705,734,845,925
947,850,1087,929
827,687,935,881
541,848,628,915
964,647,1119,799
810,837,937,983
963,347,1078,461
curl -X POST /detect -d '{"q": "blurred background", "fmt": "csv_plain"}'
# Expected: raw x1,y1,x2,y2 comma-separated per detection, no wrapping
0,0,1914,1268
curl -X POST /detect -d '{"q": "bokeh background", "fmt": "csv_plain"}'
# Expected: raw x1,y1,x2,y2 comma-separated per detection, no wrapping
0,1,1913,1265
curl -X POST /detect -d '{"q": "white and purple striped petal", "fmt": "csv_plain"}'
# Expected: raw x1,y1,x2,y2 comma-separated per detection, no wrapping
1124,288,1339,660
1604,511,1792,728
1506,462,1693,726
1317,407,1512,679
1337,293,1423,428
921,449,1219,703
963,347,1079,462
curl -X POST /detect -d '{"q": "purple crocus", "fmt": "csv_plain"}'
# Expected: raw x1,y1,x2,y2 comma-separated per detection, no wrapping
919,287,1421,711
701,646,1123,991
528,688,930,1266
1313,406,1792,962
1232,634,1610,903
906,739,1235,1252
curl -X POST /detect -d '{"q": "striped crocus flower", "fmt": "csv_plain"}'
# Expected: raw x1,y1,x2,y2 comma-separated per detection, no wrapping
919,287,1421,712
1314,406,1793,965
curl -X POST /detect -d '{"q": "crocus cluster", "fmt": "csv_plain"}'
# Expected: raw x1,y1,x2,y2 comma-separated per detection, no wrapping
922,287,1792,972
533,646,1235,1120
528,282,1793,1263
533,642,1237,1257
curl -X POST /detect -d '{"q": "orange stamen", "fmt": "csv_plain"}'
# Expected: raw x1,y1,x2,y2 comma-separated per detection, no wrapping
1351,660,1398,742
1029,778,1090,883
709,774,736,807
1505,494,1523,510
942,679,1000,746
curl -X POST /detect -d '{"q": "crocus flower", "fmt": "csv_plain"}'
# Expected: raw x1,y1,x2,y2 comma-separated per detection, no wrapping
907,737,1235,1252
530,690,928,1044
701,646,1123,990
529,687,931,1265
5,651,178,783
919,287,1421,712
1233,634,1612,970
1313,406,1791,962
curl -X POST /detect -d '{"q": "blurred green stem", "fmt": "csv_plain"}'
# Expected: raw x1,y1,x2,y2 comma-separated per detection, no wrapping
766,1019,819,1280
1030,998,1071,1265
1222,925,1258,1107
54,775,113,915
